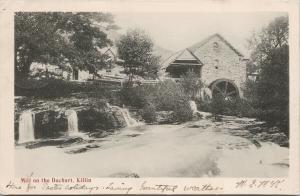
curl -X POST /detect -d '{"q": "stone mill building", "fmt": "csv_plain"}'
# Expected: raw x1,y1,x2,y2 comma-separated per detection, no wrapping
160,33,248,99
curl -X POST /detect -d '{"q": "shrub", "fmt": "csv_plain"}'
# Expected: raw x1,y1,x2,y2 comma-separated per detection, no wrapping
15,78,119,99
120,80,193,123
210,94,226,119
119,85,149,108
180,71,204,100
142,102,157,123
173,99,193,122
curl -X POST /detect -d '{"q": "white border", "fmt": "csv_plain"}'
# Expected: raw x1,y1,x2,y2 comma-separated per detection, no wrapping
0,0,299,194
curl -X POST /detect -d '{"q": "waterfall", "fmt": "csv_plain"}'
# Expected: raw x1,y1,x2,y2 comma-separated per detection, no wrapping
120,108,138,127
109,104,139,127
18,110,35,143
66,110,79,136
189,100,198,114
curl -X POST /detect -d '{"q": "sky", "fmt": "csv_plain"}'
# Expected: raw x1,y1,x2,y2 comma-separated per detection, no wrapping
114,12,287,56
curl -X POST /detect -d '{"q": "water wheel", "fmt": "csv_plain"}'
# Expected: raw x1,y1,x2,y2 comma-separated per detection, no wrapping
211,80,239,101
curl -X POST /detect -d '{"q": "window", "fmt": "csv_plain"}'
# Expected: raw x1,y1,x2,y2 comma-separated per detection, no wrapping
214,59,219,69
54,68,63,77
213,42,219,49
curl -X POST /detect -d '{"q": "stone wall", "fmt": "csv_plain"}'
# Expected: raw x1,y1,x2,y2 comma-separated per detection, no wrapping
192,36,247,95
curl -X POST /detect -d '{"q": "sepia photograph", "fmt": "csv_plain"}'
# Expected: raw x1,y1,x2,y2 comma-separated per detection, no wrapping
13,10,291,178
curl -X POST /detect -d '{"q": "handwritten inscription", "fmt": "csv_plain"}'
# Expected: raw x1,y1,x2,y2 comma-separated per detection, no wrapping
140,181,178,193
235,179,285,189
5,174,287,194
184,184,223,192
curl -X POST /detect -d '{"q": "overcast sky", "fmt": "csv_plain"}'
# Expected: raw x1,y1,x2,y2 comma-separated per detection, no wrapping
114,12,287,56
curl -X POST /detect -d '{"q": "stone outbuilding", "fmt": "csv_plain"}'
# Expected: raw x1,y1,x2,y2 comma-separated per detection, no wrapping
160,33,248,99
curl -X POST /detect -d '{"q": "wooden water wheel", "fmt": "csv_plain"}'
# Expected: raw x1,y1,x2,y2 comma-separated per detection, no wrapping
211,80,239,101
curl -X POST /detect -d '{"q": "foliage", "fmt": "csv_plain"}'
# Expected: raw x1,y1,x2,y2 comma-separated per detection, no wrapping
246,15,289,132
142,102,157,123
247,15,288,73
15,79,119,99
210,93,226,119
173,100,193,122
180,71,204,100
116,29,161,82
255,46,289,131
15,12,118,79
120,80,193,123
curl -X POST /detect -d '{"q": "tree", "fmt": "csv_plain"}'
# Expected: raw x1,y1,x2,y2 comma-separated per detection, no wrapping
15,12,118,79
248,15,288,70
246,16,289,133
116,29,161,83
256,46,289,131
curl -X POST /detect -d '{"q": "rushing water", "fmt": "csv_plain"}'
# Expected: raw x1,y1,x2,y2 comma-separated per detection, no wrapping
119,108,139,127
189,100,198,114
66,110,79,136
107,103,139,127
18,110,35,143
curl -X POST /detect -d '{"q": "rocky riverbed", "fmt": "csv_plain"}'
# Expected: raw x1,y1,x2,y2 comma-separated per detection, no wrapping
15,112,288,177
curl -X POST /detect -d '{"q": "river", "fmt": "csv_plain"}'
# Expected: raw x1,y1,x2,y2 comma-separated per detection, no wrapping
15,115,288,178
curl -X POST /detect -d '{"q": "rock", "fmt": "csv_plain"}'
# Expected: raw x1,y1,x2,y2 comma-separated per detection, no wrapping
253,132,288,147
86,144,100,149
188,124,201,128
58,137,85,148
15,97,130,140
77,106,127,132
111,107,128,128
126,133,141,137
109,172,140,178
89,130,113,138
271,163,289,168
268,127,281,134
34,110,68,139
155,111,174,124
251,139,262,148
65,147,88,154
25,137,83,149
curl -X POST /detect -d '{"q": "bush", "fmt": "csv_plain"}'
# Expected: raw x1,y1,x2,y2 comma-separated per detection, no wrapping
208,93,261,119
180,71,204,100
142,102,157,123
173,99,193,122
15,79,119,99
120,80,193,123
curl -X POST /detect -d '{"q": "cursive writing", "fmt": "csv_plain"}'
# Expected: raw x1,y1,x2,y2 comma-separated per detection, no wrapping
140,181,178,193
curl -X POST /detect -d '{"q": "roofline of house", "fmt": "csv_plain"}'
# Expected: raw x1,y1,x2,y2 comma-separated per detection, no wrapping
188,33,244,57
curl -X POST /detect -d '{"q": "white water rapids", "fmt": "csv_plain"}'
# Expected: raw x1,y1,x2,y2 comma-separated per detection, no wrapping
18,110,35,143
66,109,79,136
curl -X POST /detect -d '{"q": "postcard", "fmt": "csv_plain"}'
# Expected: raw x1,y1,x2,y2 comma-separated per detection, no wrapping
0,0,299,194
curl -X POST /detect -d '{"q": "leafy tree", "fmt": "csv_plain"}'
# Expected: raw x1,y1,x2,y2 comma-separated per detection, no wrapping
116,29,161,83
246,16,289,132
248,15,288,71
256,46,289,131
15,12,118,79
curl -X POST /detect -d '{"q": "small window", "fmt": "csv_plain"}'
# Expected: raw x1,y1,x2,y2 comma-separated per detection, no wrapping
213,42,219,49
214,59,219,69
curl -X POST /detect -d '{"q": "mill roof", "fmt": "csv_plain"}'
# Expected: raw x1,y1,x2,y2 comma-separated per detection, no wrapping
188,33,244,57
161,33,245,70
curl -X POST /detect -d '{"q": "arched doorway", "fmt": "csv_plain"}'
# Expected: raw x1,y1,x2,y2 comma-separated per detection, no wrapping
210,79,239,100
